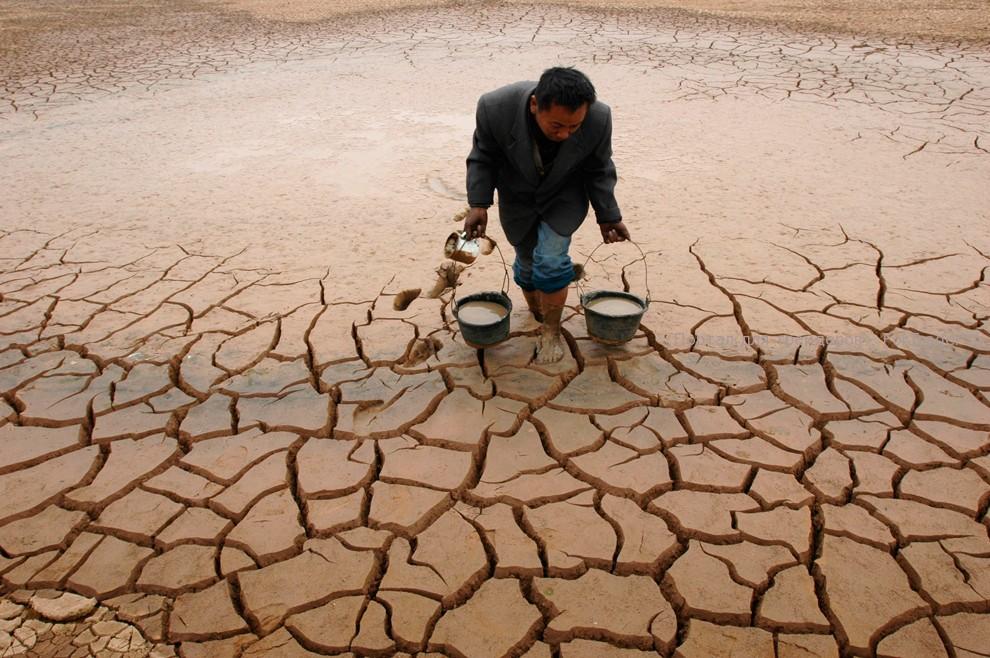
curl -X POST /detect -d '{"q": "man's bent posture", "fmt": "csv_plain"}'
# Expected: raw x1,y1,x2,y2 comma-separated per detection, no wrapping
464,67,630,364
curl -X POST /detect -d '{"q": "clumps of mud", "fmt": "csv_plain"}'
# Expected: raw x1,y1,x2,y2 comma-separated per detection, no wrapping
426,261,464,298
391,207,492,314
393,287,422,311
403,335,443,366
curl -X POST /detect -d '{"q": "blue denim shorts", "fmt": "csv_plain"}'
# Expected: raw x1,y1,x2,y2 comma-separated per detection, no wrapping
512,222,573,293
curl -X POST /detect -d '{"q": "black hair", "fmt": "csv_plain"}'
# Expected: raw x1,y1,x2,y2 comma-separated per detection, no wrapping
534,67,596,111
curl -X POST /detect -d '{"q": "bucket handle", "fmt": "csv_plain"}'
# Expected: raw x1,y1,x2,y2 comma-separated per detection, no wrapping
577,238,652,305
452,239,511,306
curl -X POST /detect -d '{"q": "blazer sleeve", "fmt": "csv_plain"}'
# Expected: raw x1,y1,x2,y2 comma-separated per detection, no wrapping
466,96,500,208
583,107,622,224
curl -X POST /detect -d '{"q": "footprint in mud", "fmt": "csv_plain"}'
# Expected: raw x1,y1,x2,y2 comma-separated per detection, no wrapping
426,173,465,201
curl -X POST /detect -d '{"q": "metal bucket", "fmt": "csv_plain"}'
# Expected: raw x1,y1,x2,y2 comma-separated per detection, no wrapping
581,290,647,345
455,291,513,348
452,240,512,349
578,240,652,345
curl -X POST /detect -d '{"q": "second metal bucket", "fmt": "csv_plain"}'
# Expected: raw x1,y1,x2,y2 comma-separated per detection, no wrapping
578,240,652,345
581,290,647,345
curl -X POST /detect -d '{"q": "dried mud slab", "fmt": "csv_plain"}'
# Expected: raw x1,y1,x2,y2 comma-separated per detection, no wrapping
1,0,990,654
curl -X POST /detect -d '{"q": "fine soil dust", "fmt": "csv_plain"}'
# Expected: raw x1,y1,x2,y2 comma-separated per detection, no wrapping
186,0,990,44
216,0,990,43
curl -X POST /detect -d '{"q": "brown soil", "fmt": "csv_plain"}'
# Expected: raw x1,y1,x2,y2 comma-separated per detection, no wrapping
1,1,989,656
2,0,989,44
210,0,990,43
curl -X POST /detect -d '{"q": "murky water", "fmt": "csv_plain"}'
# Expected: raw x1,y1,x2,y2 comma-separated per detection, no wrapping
585,296,644,317
457,300,509,324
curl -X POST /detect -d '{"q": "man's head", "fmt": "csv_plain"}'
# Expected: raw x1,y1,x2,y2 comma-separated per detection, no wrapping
530,67,596,142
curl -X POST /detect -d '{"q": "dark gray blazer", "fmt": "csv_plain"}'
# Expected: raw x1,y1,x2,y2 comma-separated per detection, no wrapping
466,80,622,246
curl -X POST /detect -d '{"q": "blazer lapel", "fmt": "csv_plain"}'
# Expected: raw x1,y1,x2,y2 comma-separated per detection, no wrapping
507,86,541,186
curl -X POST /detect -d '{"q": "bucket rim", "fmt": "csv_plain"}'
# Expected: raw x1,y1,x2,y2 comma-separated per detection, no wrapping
455,291,513,328
580,289,647,316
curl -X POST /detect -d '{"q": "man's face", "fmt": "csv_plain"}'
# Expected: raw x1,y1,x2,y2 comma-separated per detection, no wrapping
530,96,588,142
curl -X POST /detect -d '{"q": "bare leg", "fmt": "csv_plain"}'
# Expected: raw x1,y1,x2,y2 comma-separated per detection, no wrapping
535,287,567,364
522,289,543,322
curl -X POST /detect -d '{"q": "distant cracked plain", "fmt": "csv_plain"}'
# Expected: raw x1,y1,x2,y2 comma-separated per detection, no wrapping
0,1,989,657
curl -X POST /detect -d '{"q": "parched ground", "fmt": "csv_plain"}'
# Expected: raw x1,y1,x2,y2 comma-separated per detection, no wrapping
0,0,989,657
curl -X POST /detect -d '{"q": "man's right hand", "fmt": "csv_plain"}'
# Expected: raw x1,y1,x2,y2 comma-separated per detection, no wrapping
464,207,488,240
600,220,631,244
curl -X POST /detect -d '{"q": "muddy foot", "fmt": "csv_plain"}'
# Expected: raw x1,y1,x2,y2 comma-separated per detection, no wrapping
535,331,565,364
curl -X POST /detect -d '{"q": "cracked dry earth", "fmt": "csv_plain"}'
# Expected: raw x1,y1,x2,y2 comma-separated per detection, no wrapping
2,1,990,658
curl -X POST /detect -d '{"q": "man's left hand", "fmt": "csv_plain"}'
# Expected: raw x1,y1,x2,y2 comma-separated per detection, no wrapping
600,221,630,244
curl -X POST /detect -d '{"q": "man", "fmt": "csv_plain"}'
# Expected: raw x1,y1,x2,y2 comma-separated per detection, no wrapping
464,67,630,364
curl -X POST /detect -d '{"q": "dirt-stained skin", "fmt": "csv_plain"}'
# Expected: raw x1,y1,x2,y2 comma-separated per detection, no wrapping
0,0,989,656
